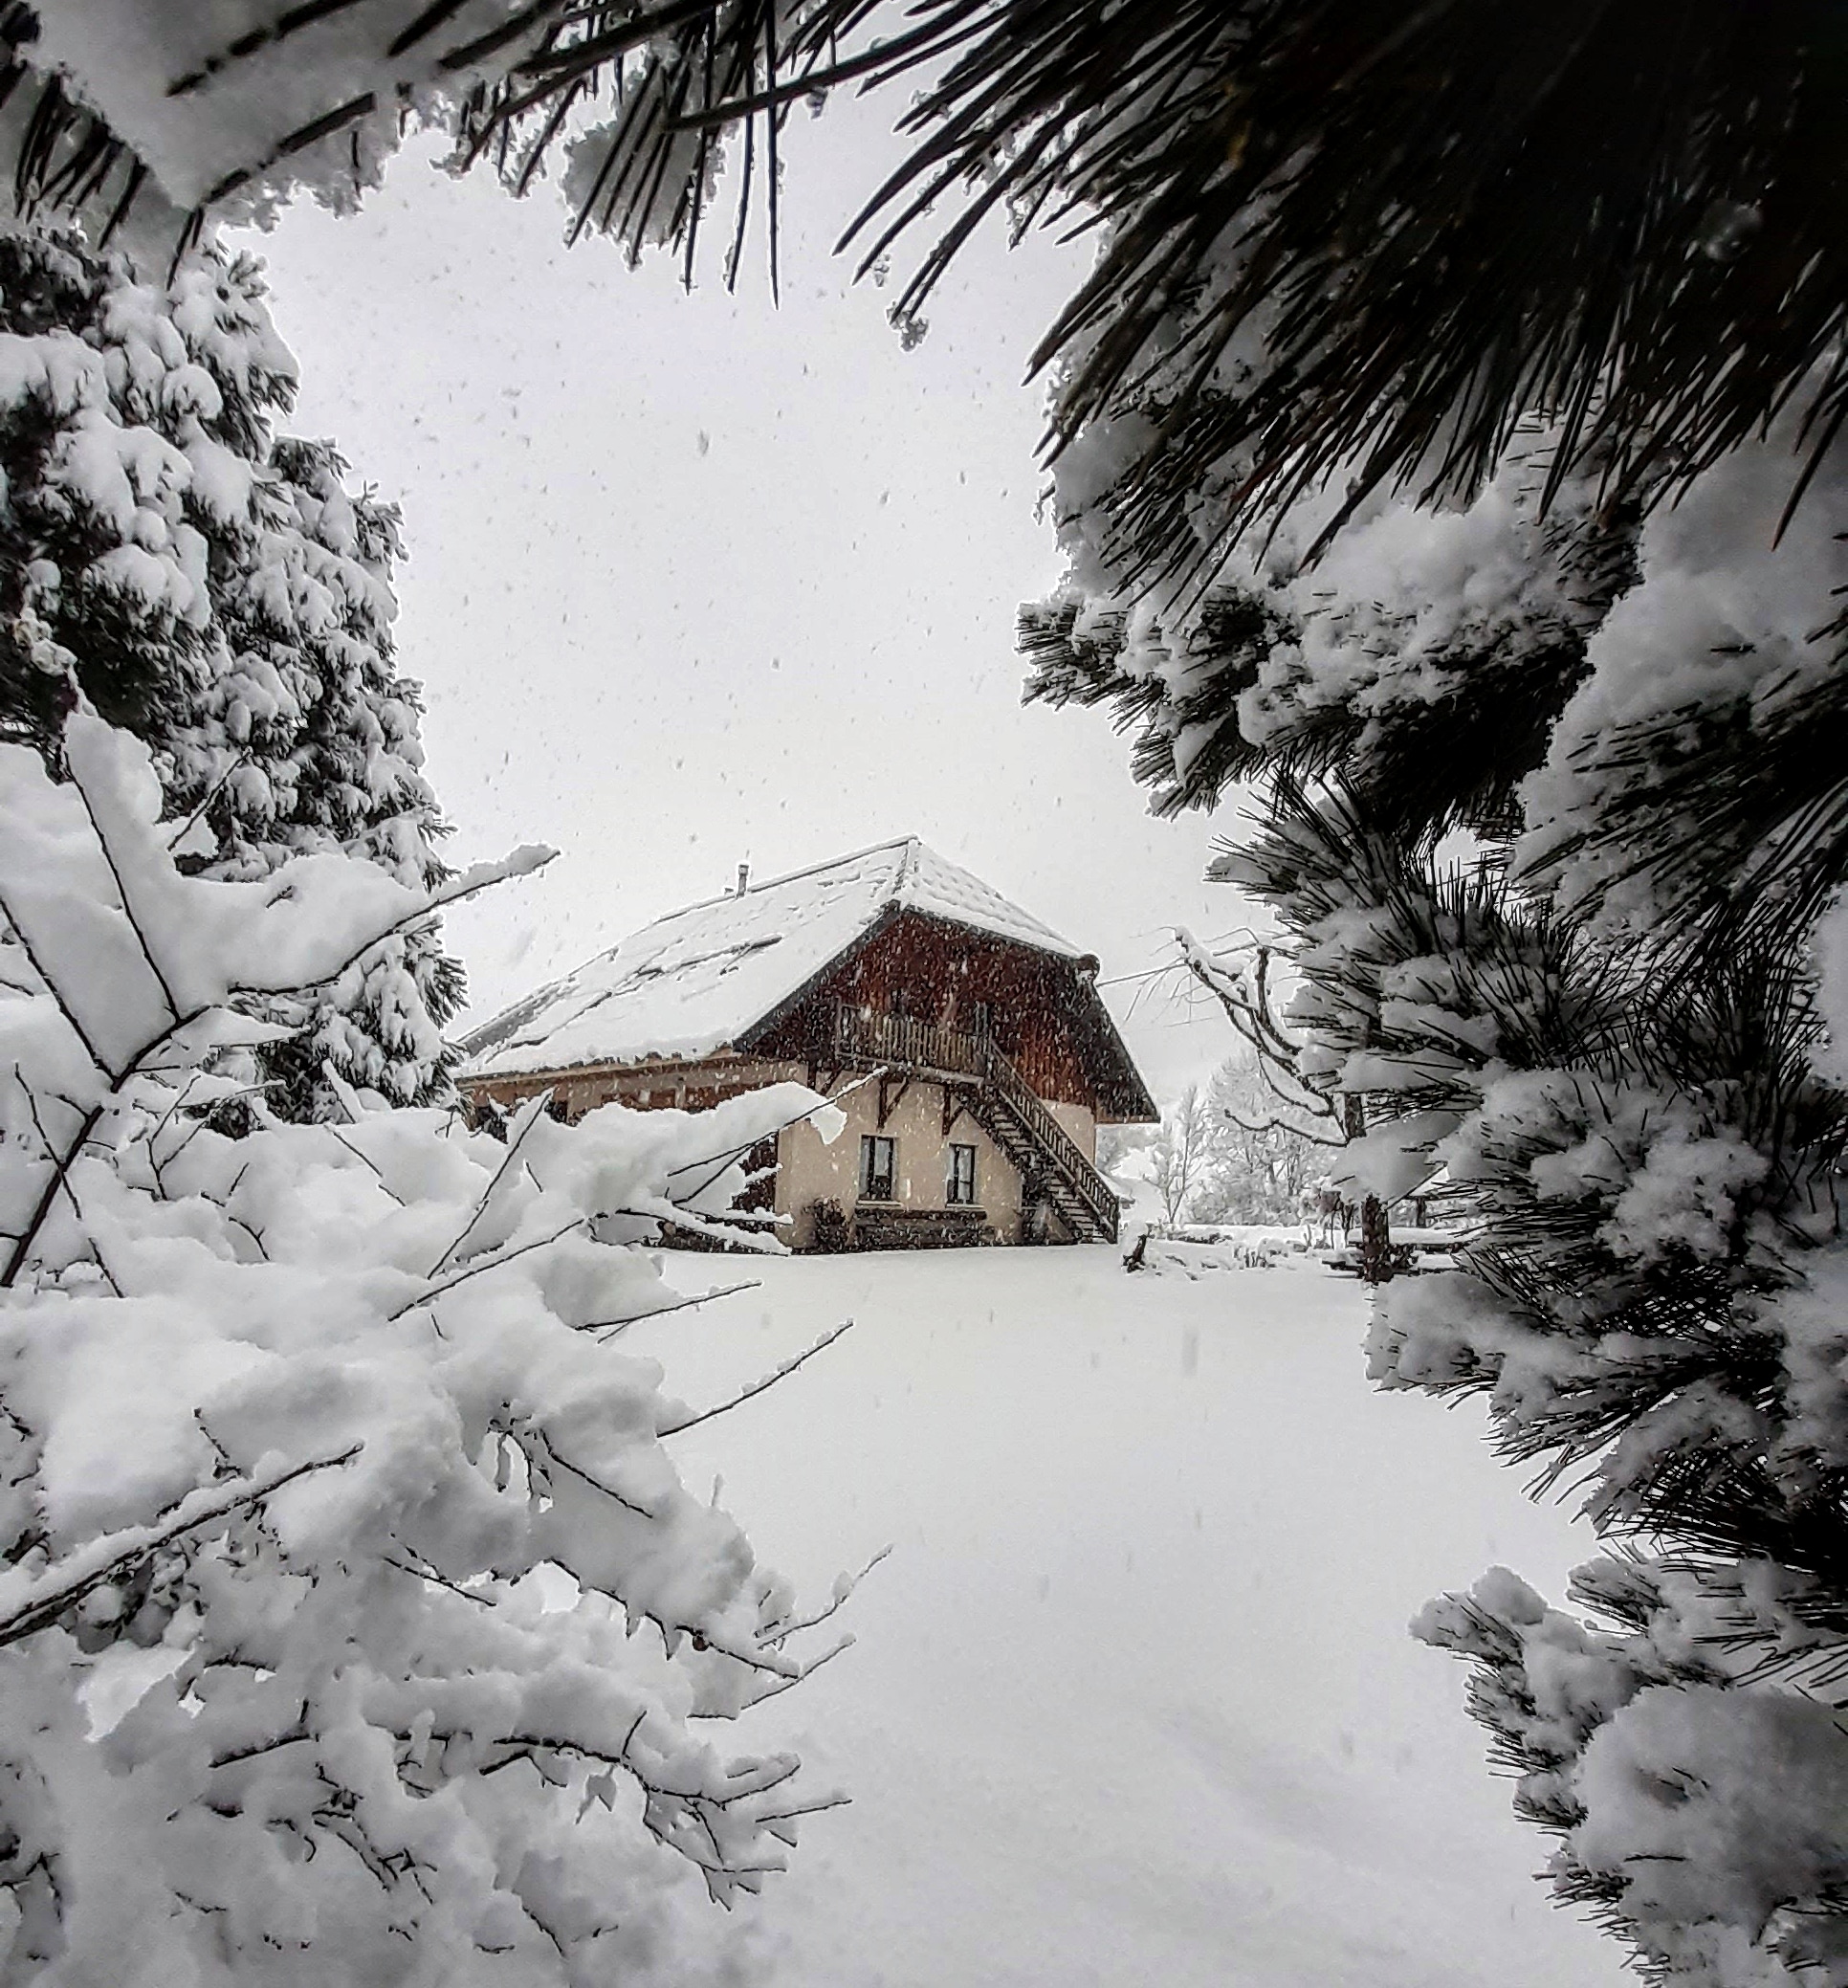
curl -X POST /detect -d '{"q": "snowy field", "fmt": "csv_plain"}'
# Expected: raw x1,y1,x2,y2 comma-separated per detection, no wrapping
627,1245,1629,1988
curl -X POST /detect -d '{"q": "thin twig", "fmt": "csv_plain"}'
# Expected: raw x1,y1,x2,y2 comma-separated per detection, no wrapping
658,1318,855,1437
588,1278,761,1340
383,1553,495,1607
163,751,249,852
664,1071,876,1205
425,1089,552,1275
385,1215,585,1321
0,1078,102,1290
762,1543,891,1646
69,770,185,1025
228,848,556,1006
539,1439,659,1518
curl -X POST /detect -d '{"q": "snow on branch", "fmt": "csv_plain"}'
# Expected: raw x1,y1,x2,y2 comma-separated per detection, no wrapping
1175,926,1340,1136
659,1318,858,1437
0,1443,362,1650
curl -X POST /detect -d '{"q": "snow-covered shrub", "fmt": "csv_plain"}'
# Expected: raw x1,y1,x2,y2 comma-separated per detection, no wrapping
1135,1235,1288,1278
0,227,465,1117
0,710,847,1983
1417,1560,1848,1985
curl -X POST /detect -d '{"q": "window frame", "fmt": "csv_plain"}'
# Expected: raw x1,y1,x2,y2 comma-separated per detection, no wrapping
946,1141,978,1205
859,1133,897,1203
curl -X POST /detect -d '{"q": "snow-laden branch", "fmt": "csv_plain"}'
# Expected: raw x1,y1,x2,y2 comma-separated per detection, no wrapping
660,1319,858,1436
1219,1100,1347,1149
0,711,856,1976
663,1071,860,1202
0,1445,363,1650
1175,926,1339,1128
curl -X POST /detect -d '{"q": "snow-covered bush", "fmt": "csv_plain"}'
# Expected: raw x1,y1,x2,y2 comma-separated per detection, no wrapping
0,709,847,1983
0,227,465,1117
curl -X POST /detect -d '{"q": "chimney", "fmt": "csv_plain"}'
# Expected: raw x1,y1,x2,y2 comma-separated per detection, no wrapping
736,862,750,897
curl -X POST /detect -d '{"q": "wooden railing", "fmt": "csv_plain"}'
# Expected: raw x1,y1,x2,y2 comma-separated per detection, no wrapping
826,1003,1118,1236
826,1004,986,1078
978,1037,1118,1233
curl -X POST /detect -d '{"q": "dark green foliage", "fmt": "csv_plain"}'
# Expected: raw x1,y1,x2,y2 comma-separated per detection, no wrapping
1220,775,1848,1546
1023,580,1595,836
17,5,1848,579
1020,586,1288,816
0,234,200,748
1198,741,1848,1982
537,0,1848,581
1535,645,1848,963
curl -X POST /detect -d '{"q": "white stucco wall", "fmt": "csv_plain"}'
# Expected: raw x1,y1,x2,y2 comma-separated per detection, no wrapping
776,1078,1024,1248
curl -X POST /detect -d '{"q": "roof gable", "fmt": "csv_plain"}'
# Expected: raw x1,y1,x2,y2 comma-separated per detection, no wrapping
458,837,1083,1079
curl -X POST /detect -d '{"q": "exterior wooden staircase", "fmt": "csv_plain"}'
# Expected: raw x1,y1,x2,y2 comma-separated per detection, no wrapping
963,1041,1120,1244
824,1005,1121,1245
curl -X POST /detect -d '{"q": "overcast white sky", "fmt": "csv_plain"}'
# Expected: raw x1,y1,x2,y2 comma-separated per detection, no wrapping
236,93,1252,1102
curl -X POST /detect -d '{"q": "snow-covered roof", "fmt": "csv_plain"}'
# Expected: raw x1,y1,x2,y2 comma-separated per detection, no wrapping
458,837,1085,1079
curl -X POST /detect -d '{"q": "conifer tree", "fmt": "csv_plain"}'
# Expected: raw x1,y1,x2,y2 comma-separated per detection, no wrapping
1023,389,1848,1980
0,226,464,1116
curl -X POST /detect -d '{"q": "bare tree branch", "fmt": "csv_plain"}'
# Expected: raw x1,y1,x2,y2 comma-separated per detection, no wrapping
761,1544,891,1647
665,1071,877,1204
426,1089,553,1274
588,1279,763,1340
658,1318,856,1438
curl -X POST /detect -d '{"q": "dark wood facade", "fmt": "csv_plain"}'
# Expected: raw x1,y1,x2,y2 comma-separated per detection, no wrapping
741,908,1142,1118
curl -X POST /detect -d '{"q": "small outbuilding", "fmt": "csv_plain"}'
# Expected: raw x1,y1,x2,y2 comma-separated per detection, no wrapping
456,838,1156,1248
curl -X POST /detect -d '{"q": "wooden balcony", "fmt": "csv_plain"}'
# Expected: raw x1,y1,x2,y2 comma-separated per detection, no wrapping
825,1003,986,1080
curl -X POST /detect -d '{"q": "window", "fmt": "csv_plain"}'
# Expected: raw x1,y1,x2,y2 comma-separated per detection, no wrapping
859,1135,896,1202
972,1000,993,1036
947,1143,978,1205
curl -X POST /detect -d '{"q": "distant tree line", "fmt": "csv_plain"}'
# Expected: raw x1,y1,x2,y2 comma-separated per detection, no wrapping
1105,1048,1327,1231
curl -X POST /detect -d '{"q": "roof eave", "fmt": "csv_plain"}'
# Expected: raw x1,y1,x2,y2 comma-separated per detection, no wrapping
1071,976,1159,1122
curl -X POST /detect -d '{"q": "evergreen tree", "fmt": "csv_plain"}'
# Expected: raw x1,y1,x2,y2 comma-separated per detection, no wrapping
1022,382,1848,1978
0,227,464,1115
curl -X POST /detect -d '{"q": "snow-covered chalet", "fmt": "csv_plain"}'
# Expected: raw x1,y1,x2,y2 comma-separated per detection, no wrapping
456,838,1155,1249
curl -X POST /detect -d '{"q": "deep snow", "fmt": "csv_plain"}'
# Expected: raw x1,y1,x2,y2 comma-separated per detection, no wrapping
631,1245,1629,1988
